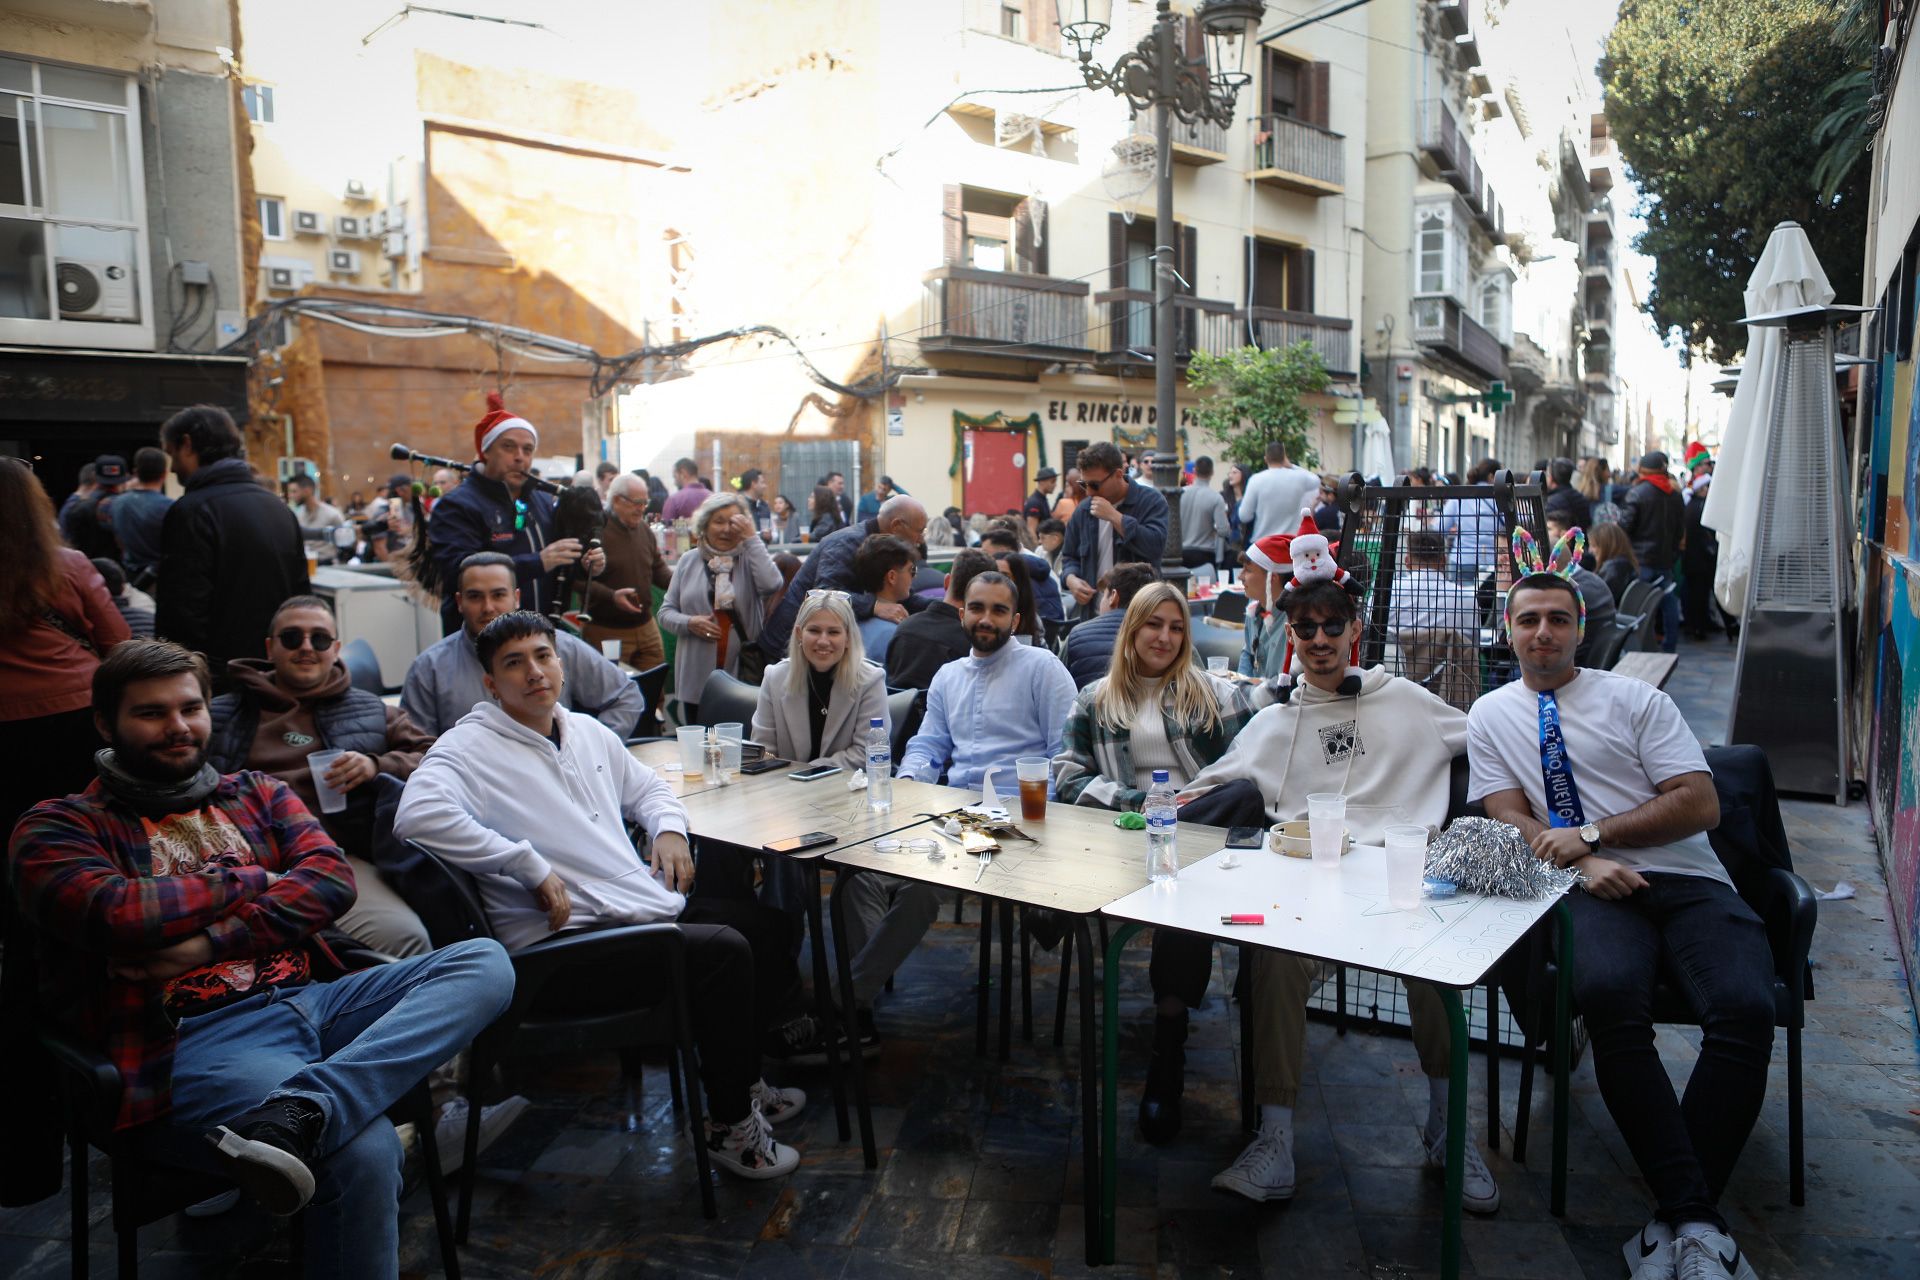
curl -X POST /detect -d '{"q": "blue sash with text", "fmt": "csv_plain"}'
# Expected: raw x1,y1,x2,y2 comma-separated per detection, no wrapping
1537,689,1586,829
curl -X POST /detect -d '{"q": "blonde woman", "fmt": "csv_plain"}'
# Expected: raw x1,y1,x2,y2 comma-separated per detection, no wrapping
752,589,934,1064
660,493,783,720
1051,581,1281,1145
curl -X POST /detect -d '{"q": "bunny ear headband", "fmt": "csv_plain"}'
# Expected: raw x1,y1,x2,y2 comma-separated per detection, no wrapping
1509,525,1588,636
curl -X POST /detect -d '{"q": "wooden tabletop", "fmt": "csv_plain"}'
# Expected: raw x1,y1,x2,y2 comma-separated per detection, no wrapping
674,773,976,857
626,737,737,799
1612,651,1679,689
826,801,1230,916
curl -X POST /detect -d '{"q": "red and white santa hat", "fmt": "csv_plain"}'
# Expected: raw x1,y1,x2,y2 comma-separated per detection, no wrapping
1244,532,1294,607
472,390,538,458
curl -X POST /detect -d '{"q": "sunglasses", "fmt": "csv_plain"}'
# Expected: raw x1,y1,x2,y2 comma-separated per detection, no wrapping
275,628,336,652
1288,619,1349,640
804,588,852,605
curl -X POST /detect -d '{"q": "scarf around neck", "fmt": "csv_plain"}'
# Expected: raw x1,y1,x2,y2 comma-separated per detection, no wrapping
699,539,738,614
1639,471,1675,495
95,747,222,817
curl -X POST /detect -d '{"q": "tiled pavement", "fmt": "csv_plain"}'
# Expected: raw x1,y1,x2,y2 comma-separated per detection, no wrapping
4,634,1916,1278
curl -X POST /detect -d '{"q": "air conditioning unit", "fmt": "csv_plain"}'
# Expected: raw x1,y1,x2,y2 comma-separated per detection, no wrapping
366,208,388,235
266,265,297,292
54,260,138,321
334,214,366,238
381,230,407,259
343,179,372,201
292,209,322,235
328,248,362,274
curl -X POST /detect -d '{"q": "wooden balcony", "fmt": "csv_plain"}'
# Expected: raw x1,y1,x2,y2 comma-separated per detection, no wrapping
1091,291,1240,364
1130,110,1227,166
1237,306,1354,375
919,266,1092,363
1410,293,1507,383
1417,98,1478,198
1248,114,1345,196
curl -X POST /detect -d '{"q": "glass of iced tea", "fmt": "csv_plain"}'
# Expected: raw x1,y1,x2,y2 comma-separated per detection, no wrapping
1016,756,1050,821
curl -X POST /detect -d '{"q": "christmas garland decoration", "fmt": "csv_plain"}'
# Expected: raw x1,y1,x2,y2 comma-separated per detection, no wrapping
949,410,1046,478
1112,421,1189,461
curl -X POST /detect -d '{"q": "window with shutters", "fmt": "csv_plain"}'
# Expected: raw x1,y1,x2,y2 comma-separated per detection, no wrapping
1264,52,1301,120
1000,4,1024,39
945,186,1049,275
1250,239,1314,313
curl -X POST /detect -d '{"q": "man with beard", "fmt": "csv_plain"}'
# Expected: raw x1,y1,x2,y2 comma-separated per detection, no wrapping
8,640,513,1275
1468,573,1768,1280
401,553,642,738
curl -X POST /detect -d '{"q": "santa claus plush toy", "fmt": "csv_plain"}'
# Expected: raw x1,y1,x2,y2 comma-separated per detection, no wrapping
1275,508,1365,683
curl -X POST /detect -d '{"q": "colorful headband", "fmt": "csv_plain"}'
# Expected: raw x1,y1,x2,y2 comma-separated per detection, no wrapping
1508,525,1587,637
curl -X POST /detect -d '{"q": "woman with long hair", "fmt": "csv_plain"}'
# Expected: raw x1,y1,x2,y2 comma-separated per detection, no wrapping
0,459,131,842
770,493,803,543
1588,520,1639,604
750,590,887,772
807,485,843,543
660,493,783,721
1052,581,1278,1144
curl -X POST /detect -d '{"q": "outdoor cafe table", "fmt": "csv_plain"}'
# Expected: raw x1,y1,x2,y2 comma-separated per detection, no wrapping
1098,843,1574,1278
825,801,1229,1266
670,769,975,1159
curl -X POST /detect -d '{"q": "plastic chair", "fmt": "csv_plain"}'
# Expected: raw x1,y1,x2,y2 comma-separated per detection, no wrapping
1581,618,1636,671
342,637,386,695
402,841,715,1234
696,668,760,728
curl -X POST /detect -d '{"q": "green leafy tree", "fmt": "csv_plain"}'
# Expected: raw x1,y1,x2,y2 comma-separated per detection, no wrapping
1185,342,1330,472
1812,0,1883,201
1601,0,1868,358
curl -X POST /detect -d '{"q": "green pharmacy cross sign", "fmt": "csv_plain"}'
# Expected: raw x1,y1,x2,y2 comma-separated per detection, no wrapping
1435,380,1513,413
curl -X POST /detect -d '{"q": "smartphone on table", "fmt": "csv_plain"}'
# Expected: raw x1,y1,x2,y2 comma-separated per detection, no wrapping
788,764,842,782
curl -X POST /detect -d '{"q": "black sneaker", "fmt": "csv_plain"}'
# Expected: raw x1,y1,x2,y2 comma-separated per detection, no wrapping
205,1096,325,1216
785,1008,881,1067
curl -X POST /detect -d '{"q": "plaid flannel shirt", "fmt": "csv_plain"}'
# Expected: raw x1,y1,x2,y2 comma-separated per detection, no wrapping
9,771,353,1131
1053,673,1278,812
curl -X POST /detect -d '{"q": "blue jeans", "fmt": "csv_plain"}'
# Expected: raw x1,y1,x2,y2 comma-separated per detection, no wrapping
1566,873,1775,1230
137,938,514,1280
1637,565,1681,653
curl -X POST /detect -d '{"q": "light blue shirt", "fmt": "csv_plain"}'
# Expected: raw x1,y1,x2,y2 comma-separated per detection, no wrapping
401,627,644,739
858,615,898,665
898,639,1076,794
1439,493,1499,574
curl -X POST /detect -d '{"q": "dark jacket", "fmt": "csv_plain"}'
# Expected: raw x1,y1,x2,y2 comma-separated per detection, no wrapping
425,468,559,634
155,458,310,678
1063,610,1124,689
1596,557,1636,604
1544,485,1593,531
884,599,970,693
1058,480,1169,591
1617,476,1683,572
759,518,928,656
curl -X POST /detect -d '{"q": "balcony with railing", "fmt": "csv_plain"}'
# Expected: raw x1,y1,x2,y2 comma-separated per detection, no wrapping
1410,293,1507,383
1090,292,1239,365
1249,114,1345,196
1417,98,1479,199
919,266,1092,362
1130,109,1227,165
1507,332,1550,391
1584,245,1613,276
1237,307,1354,375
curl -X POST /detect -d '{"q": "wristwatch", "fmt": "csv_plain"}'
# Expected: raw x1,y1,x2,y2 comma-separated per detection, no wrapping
1578,822,1602,852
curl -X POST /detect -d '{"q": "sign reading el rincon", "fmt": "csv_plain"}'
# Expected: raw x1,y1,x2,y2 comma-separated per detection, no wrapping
1045,399,1201,427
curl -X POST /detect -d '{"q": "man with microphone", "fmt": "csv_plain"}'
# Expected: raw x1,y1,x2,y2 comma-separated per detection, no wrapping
421,394,605,635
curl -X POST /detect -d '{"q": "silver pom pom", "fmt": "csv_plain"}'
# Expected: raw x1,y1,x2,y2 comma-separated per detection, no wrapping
1426,817,1579,900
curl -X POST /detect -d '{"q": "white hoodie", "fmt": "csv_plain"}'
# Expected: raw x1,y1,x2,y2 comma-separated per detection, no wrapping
1180,665,1468,841
393,701,690,950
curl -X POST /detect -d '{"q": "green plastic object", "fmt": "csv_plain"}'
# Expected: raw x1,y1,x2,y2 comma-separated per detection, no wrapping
1111,812,1146,830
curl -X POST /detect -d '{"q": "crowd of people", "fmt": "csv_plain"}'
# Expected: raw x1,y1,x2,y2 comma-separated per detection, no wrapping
0,403,1768,1280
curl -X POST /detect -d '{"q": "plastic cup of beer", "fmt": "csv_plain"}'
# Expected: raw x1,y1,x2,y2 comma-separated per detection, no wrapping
676,726,707,777
307,749,349,814
1383,824,1428,910
1306,792,1346,870
1016,756,1050,821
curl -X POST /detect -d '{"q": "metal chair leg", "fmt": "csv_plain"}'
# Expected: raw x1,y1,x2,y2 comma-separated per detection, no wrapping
1019,909,1034,1042
1239,944,1256,1133
1053,927,1073,1048
1334,966,1348,1035
456,1046,488,1244
975,897,992,1056
1788,1023,1805,1206
413,1089,464,1280
669,943,718,1219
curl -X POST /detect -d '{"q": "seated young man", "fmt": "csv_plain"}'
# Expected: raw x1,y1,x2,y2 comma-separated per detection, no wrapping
1062,561,1158,689
392,611,805,1179
401,552,644,737
1175,580,1500,1212
1468,573,1769,1280
850,534,919,665
8,641,513,1278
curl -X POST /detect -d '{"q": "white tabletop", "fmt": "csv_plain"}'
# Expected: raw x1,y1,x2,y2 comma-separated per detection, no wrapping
1100,843,1566,990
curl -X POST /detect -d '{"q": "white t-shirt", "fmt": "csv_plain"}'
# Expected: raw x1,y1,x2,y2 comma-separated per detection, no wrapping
1465,668,1728,885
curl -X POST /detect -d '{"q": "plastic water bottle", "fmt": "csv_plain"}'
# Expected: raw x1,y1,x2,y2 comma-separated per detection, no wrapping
1145,769,1178,882
866,717,892,813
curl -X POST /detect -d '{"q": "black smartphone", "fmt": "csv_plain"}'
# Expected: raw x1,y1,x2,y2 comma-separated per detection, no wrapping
764,831,837,855
1226,826,1266,850
740,757,790,775
788,764,842,782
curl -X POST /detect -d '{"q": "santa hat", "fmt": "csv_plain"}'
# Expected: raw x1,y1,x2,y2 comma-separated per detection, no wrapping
472,391,538,457
1683,442,1712,473
1244,533,1293,608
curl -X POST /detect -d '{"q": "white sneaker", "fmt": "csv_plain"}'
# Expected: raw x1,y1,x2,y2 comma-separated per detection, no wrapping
1210,1128,1295,1202
706,1101,800,1180
434,1094,530,1174
1672,1230,1758,1280
1624,1219,1676,1279
749,1078,807,1126
1423,1123,1501,1213
182,1189,242,1218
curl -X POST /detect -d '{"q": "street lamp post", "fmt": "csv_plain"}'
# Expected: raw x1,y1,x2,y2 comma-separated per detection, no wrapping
1060,0,1262,524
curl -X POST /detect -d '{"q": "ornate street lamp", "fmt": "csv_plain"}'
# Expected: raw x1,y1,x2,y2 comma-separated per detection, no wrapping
1063,0,1263,538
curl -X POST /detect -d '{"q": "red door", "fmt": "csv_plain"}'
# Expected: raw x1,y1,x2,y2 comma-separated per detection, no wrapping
962,429,1028,518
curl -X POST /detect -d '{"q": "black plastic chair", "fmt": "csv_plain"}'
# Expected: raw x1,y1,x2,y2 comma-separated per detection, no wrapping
632,662,669,734
401,841,715,1235
1581,618,1636,671
885,686,916,759
697,669,760,728
38,952,461,1280
342,637,386,695
1617,578,1656,621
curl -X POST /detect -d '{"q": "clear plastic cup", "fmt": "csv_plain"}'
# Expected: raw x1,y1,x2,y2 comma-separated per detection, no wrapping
1016,755,1049,821
307,749,348,814
1383,824,1429,910
1306,792,1346,869
713,722,744,742
714,735,742,781
601,639,623,662
676,726,707,777
1207,656,1228,675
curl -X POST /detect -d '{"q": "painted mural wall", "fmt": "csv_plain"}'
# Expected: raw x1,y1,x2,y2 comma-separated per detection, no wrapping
1858,239,1920,1019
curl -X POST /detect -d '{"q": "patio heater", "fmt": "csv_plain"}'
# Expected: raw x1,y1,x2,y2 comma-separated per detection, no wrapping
1724,302,1865,804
